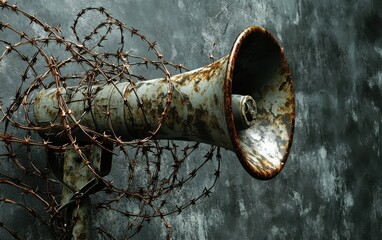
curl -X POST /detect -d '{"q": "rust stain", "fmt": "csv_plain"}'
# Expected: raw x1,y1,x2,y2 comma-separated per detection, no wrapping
224,26,295,180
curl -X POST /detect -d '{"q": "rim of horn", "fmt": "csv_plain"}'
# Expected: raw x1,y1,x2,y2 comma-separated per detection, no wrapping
225,26,295,180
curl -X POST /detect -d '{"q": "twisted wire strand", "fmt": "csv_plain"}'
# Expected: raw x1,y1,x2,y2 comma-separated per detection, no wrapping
0,2,221,239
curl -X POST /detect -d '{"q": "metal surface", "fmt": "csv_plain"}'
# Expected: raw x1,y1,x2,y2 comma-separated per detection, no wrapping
225,26,295,179
231,94,257,131
61,146,102,240
34,26,295,180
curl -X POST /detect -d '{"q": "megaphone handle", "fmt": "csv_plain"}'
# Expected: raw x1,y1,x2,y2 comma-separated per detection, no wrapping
60,146,103,240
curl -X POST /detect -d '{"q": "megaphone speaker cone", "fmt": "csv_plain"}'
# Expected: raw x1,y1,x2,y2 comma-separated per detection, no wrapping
225,26,295,180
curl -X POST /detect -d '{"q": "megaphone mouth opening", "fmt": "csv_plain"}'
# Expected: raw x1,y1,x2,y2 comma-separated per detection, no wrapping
225,26,295,180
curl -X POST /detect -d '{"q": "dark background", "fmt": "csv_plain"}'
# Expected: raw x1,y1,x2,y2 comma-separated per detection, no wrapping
0,0,381,239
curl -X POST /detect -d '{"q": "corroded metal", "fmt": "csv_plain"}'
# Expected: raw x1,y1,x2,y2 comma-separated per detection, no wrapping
61,146,102,240
225,26,295,180
231,94,257,131
34,57,232,148
34,26,295,180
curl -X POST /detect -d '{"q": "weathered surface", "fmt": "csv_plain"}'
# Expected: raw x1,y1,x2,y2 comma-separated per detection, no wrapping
0,0,381,239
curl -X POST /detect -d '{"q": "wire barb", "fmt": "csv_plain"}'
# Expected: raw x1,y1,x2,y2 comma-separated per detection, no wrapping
0,3,219,239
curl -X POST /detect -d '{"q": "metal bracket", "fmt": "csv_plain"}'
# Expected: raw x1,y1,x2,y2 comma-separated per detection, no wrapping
47,144,112,240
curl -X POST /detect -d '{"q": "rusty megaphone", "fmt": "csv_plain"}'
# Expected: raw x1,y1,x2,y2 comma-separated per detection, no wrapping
34,26,295,180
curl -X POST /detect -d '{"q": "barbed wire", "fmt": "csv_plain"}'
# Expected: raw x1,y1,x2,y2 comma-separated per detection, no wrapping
0,1,222,239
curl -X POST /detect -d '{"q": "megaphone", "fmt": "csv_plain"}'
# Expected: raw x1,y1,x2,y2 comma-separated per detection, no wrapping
34,26,295,180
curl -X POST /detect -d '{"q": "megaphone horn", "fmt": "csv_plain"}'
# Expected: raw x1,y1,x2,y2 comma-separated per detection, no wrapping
34,26,295,180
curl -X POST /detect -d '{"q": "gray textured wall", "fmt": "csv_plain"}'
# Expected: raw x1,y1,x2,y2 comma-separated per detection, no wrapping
1,0,381,239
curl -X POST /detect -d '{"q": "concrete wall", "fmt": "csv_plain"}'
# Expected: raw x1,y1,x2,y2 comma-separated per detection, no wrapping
0,0,381,239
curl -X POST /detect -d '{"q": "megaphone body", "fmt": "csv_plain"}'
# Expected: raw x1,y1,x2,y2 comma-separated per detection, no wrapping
34,26,295,180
